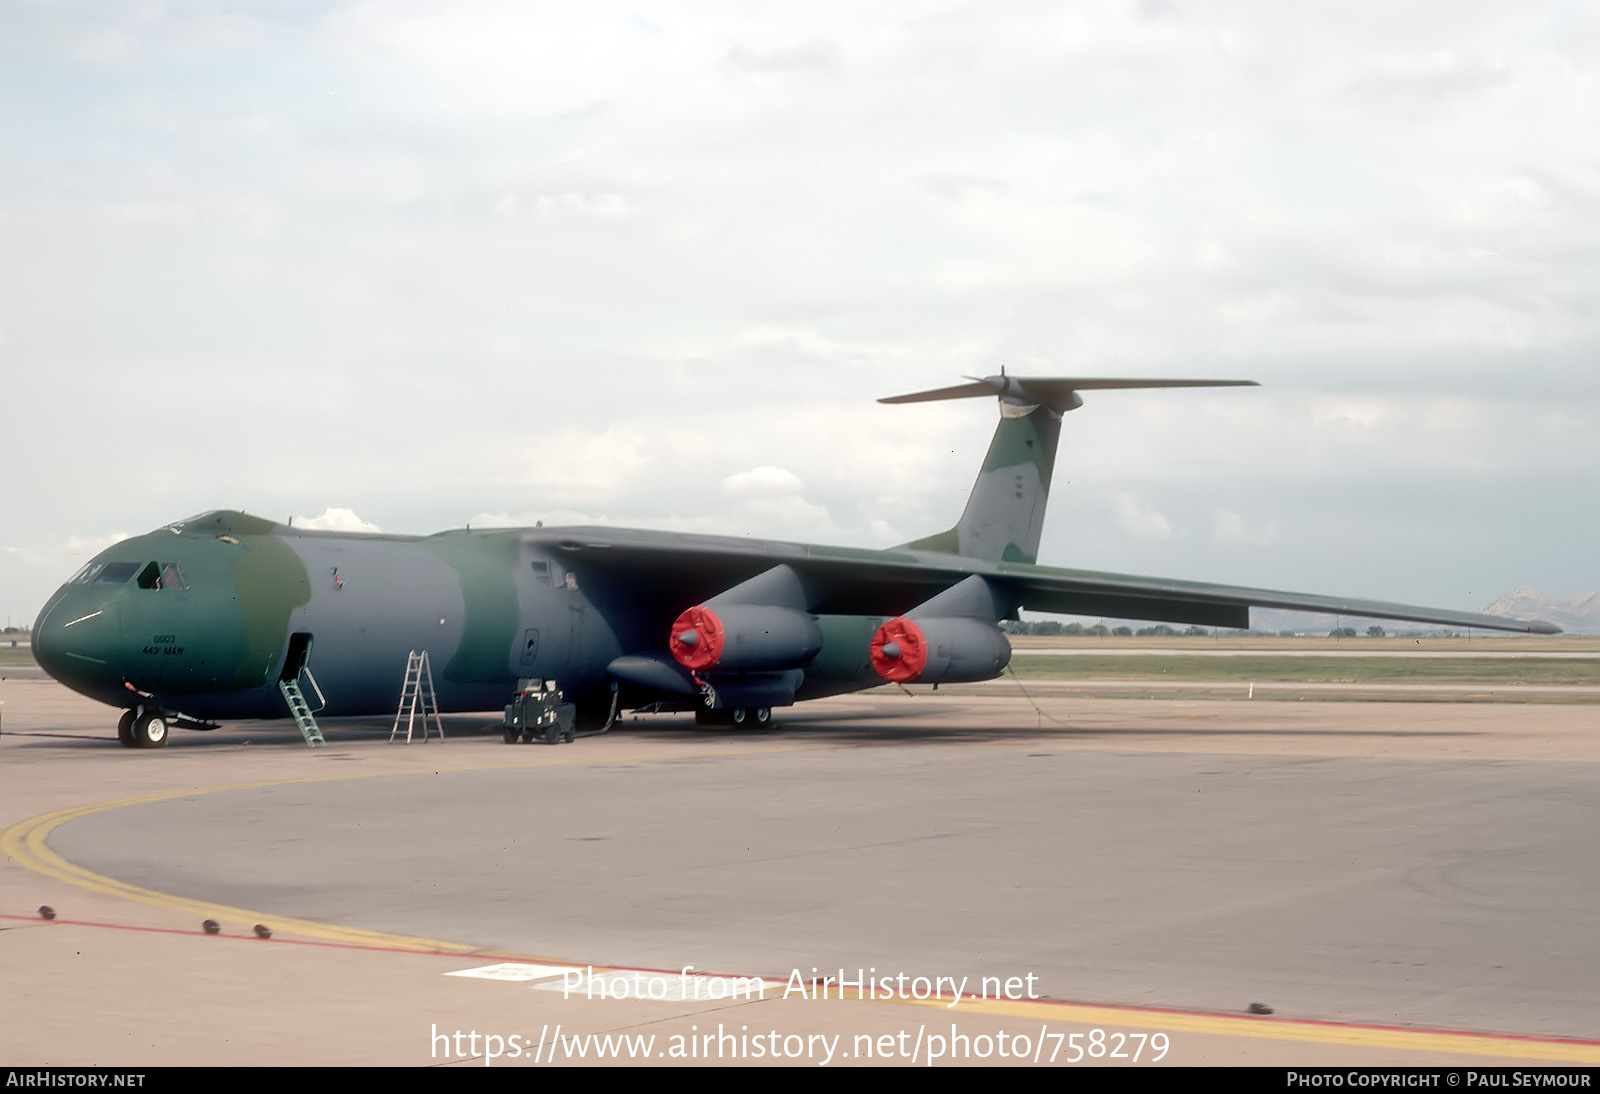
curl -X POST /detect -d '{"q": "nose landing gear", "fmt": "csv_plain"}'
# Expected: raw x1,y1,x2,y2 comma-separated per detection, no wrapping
117,706,169,749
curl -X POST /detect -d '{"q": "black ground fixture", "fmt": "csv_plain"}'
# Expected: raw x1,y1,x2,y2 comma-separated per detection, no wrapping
502,678,577,744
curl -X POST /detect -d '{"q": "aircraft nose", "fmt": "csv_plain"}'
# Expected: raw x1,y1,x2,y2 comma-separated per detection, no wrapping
33,597,123,693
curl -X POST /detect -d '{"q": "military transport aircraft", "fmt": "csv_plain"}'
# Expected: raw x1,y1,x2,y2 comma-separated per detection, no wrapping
32,375,1559,748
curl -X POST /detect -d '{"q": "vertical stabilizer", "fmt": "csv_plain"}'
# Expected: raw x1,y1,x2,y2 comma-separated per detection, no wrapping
880,375,1256,564
901,403,1061,563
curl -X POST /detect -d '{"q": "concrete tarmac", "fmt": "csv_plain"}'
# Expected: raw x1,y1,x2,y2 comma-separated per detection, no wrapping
2,677,1597,1067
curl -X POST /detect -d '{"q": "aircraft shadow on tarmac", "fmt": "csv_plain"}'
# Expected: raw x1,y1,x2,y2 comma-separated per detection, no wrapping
1,705,1479,750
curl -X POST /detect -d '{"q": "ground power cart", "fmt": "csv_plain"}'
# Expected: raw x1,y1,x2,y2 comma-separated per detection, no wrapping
503,678,576,744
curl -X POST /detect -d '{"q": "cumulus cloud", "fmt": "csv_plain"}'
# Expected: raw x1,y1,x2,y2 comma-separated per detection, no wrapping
1109,492,1175,541
294,508,382,533
722,466,806,498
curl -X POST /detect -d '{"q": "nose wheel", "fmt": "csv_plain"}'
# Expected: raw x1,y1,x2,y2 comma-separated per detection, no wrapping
118,707,169,749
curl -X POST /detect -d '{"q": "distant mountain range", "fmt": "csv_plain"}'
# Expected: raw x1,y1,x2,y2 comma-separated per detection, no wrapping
1477,587,1600,636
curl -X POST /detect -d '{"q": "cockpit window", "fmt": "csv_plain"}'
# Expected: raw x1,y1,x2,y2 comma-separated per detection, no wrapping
70,563,106,584
94,562,140,584
133,561,188,590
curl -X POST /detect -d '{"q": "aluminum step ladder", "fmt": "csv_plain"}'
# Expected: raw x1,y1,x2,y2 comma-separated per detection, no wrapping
390,650,444,743
279,669,326,748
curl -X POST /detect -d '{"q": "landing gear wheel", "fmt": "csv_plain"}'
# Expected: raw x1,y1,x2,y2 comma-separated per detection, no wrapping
503,727,518,744
117,709,137,747
729,707,748,728
130,710,169,749
753,706,772,727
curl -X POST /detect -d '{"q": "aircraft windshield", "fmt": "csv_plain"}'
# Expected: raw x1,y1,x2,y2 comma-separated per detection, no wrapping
93,562,140,585
135,561,189,590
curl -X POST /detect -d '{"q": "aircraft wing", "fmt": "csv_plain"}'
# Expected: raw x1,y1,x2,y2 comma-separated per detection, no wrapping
537,527,1561,635
994,564,1562,633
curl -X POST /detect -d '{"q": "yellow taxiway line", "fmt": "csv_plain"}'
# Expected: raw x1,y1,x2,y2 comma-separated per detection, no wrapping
899,996,1600,1064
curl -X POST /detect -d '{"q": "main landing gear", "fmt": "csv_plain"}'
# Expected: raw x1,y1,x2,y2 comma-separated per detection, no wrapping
695,706,773,728
117,706,169,749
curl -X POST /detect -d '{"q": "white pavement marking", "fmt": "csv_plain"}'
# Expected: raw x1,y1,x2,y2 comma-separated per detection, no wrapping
446,962,576,983
445,962,778,1002
532,969,777,1003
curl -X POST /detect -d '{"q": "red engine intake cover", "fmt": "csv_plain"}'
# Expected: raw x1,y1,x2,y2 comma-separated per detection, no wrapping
669,605,724,671
870,617,928,682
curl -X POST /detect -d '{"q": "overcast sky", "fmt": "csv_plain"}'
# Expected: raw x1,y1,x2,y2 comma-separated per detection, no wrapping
3,1,1597,626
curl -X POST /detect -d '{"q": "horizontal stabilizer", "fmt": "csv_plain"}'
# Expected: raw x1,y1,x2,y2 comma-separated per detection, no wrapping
877,380,996,404
882,374,1257,563
880,375,1257,413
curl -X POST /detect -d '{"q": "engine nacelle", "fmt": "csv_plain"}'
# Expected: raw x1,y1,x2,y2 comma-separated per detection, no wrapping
669,604,823,673
869,616,1011,684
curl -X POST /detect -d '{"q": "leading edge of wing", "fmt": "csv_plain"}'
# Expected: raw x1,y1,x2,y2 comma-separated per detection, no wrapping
535,526,1561,635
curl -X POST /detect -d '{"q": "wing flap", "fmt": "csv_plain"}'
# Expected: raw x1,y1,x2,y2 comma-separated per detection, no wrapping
1018,586,1250,629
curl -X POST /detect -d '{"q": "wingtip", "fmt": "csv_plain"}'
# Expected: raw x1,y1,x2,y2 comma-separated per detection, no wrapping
1528,620,1564,635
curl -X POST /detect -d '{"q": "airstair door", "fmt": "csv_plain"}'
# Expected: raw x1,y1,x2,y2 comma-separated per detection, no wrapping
279,632,313,682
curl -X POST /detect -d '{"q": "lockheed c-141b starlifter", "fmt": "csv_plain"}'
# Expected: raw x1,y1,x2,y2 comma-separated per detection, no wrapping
32,375,1559,748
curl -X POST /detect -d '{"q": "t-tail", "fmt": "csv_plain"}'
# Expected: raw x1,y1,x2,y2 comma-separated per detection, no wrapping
880,374,1258,564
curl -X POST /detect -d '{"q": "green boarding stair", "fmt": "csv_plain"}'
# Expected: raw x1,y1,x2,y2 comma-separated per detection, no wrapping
279,668,326,748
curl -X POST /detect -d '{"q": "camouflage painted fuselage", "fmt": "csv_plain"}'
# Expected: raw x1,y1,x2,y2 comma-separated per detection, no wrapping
30,511,887,721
